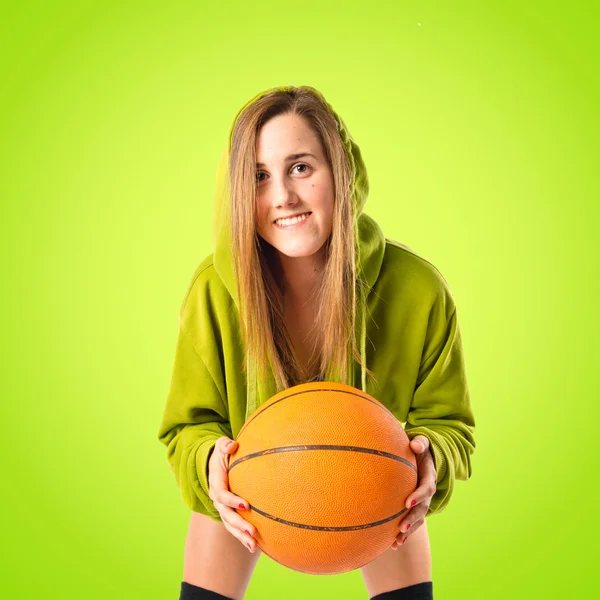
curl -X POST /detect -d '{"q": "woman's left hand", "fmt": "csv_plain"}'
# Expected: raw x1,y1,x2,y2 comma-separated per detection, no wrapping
392,435,437,549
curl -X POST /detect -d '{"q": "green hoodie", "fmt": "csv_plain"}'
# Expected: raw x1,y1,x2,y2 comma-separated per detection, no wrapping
157,85,476,524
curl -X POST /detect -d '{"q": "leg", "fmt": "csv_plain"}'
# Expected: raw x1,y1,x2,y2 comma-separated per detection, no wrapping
369,582,433,599
360,519,432,599
182,511,262,600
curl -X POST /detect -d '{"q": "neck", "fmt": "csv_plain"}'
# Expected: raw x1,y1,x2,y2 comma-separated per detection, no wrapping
278,247,326,306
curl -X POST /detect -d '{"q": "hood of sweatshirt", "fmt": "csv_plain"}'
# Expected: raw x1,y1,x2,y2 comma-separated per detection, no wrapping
211,85,386,420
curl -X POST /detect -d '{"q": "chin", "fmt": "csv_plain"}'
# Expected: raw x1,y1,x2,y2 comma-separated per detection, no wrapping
277,249,315,259
272,242,325,259
257,230,329,260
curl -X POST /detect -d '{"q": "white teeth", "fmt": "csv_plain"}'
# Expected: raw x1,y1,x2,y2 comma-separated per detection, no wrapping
275,213,310,226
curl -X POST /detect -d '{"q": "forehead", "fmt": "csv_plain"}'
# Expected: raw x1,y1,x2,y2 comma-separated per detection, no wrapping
255,113,321,162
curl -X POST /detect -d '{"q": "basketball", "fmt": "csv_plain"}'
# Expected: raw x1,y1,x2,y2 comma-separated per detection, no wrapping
227,381,418,575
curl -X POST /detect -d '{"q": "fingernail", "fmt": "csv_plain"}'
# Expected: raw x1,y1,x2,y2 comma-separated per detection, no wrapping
402,537,407,544
239,503,246,510
410,500,417,507
405,523,411,531
245,529,252,537
247,543,253,552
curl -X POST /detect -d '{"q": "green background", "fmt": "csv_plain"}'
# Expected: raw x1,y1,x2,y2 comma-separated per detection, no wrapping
1,1,597,598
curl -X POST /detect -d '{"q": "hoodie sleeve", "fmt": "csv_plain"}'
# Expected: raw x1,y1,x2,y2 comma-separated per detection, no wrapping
404,300,476,517
157,320,231,522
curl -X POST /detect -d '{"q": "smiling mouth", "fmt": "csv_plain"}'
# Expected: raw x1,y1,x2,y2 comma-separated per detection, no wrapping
273,212,312,227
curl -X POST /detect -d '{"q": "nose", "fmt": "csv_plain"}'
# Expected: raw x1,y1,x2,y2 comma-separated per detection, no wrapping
272,174,298,209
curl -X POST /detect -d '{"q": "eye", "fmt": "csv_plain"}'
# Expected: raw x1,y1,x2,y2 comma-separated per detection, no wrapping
255,163,312,183
292,163,311,175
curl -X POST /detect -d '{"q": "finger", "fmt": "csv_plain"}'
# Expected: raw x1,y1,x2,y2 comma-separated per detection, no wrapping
222,439,239,470
211,455,239,503
222,516,256,553
221,507,257,552
405,479,436,511
209,464,230,503
398,501,430,534
398,514,414,535
221,438,237,455
218,488,250,511
211,443,251,512
410,435,430,453
405,454,437,510
229,511,257,547
221,442,247,509
209,464,247,510
395,518,425,547
208,439,234,490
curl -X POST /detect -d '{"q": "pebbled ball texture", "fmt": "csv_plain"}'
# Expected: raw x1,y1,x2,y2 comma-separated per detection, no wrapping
228,381,417,575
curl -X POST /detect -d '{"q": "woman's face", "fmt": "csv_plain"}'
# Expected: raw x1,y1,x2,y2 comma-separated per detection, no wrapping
255,113,335,260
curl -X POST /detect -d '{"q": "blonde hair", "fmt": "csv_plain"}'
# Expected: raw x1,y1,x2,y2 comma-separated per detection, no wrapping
230,85,371,391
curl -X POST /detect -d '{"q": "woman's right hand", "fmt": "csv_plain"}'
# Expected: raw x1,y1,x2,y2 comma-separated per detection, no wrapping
207,436,257,553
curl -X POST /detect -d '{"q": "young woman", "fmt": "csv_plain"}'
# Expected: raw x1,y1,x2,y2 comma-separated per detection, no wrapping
158,85,476,600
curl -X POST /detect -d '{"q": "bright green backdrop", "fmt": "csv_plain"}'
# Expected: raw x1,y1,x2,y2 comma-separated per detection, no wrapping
1,1,597,599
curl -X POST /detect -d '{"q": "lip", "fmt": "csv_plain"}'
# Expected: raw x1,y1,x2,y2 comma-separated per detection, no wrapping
273,212,313,230
273,211,312,222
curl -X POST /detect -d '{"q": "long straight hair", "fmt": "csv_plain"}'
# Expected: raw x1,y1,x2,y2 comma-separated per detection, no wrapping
229,86,371,391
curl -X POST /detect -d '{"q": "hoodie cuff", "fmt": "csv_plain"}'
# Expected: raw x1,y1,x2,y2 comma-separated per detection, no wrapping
195,436,222,520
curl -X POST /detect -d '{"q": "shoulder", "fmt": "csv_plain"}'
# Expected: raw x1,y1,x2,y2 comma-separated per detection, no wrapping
377,239,456,314
178,254,233,321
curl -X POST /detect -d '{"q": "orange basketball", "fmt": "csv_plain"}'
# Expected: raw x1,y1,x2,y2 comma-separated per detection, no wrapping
228,381,417,575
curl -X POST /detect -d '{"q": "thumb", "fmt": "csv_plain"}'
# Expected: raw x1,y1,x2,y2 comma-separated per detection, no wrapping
220,437,236,453
410,436,428,453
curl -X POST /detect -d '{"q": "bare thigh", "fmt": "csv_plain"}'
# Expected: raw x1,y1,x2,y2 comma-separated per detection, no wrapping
360,520,432,598
183,512,262,600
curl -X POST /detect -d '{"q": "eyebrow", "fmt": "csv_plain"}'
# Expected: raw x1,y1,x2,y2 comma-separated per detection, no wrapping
256,153,317,168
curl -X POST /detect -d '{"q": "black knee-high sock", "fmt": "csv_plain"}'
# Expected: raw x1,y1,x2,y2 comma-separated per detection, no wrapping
370,581,434,600
180,581,234,600
179,579,433,600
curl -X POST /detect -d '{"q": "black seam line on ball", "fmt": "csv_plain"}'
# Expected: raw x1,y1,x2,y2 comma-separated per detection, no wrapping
236,387,398,440
228,445,417,473
247,504,409,531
